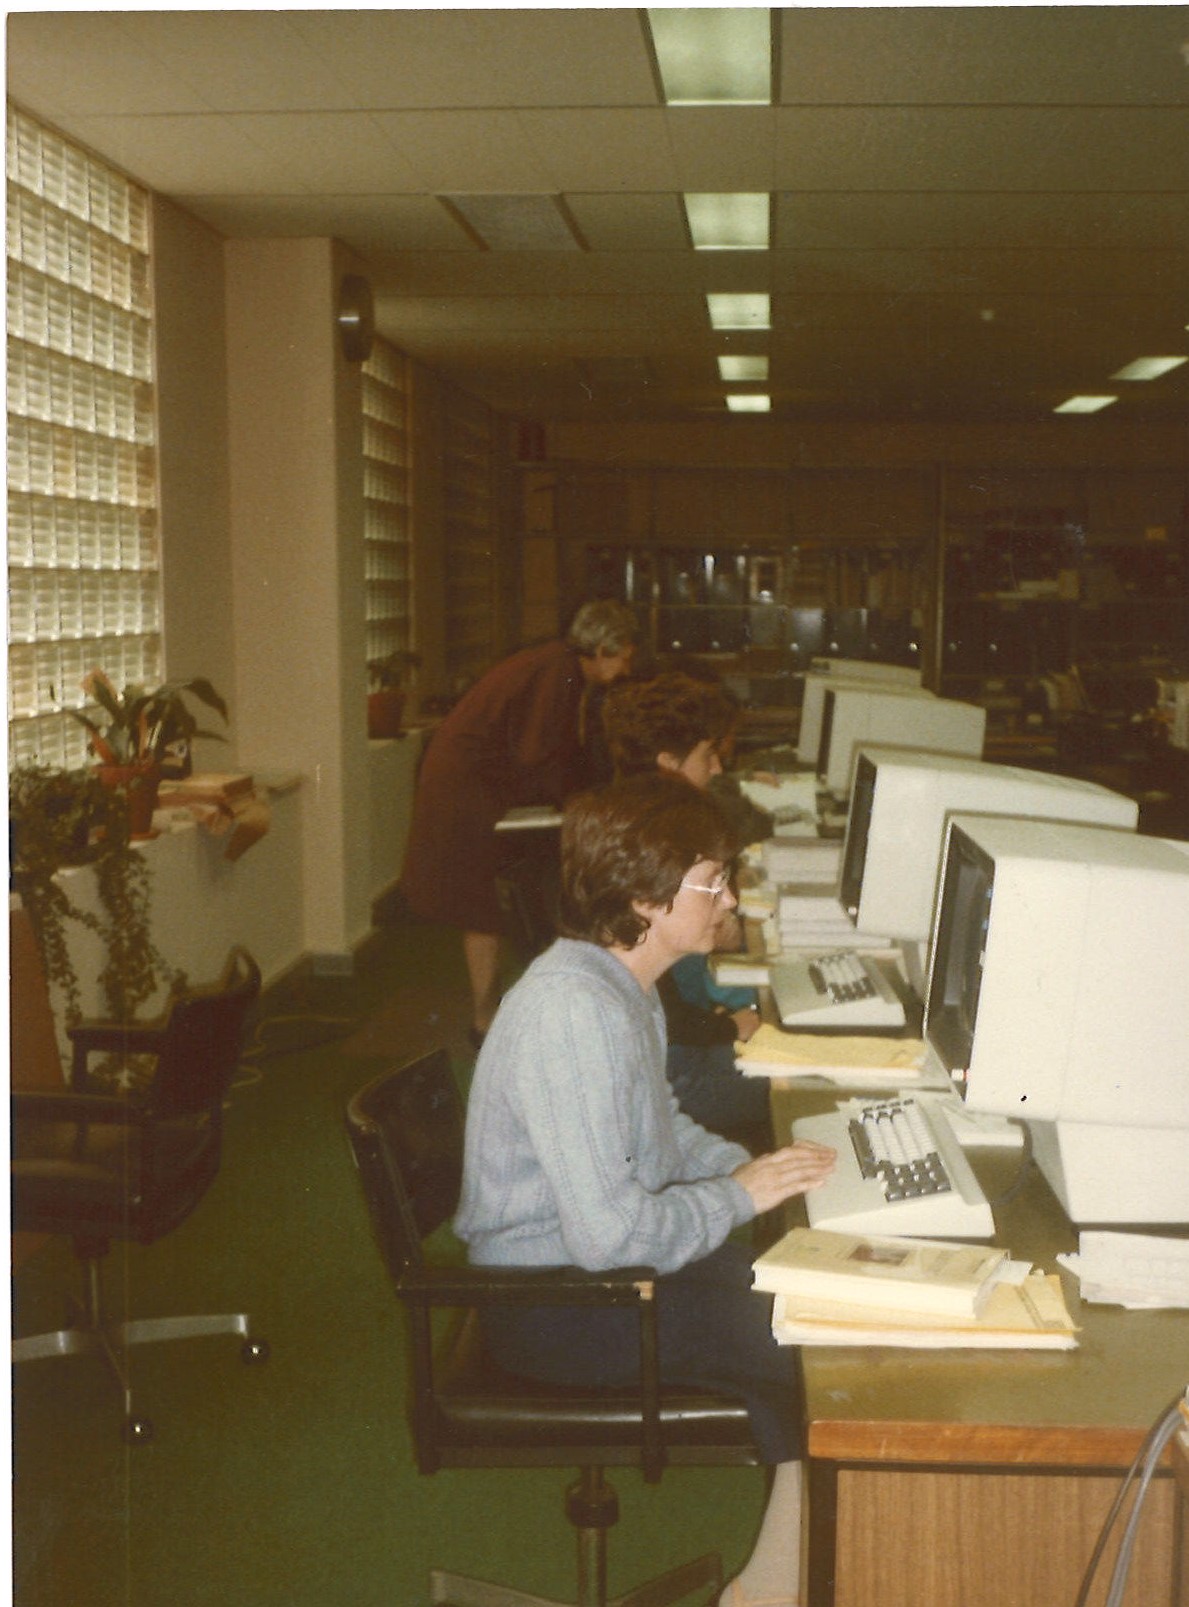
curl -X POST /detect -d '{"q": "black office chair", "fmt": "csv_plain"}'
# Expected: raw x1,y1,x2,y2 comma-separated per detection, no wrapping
344,1050,760,1607
11,945,269,1442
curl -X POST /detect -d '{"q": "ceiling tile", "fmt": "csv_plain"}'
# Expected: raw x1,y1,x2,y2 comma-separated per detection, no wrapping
777,7,1189,107
517,110,680,192
186,194,477,253
564,194,689,252
7,13,211,116
369,110,551,193
289,9,657,110
773,107,1189,192
43,114,312,196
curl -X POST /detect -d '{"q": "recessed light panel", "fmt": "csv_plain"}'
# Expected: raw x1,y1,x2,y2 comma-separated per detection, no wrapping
707,293,770,331
684,193,770,250
647,8,771,105
445,194,581,251
1111,356,1187,382
726,394,770,413
718,355,769,382
1054,396,1118,414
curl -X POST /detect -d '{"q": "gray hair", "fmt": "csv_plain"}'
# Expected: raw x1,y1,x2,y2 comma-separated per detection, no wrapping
565,599,639,657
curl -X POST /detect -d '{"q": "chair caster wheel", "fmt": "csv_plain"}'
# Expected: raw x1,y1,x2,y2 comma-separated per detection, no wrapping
123,1415,154,1445
241,1337,270,1364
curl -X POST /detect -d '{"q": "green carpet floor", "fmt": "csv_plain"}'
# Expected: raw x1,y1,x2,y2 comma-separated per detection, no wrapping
11,917,767,1606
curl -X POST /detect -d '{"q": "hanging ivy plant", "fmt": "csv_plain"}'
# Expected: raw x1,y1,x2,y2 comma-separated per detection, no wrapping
9,764,183,1030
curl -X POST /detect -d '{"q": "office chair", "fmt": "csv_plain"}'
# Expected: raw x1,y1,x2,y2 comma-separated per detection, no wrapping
345,1050,761,1607
11,945,269,1443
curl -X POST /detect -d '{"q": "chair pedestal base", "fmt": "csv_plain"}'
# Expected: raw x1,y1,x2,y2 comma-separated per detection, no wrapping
13,1298,266,1438
430,1551,722,1607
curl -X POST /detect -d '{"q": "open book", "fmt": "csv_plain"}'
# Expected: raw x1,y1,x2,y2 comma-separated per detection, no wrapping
753,1227,1008,1319
770,1272,1078,1350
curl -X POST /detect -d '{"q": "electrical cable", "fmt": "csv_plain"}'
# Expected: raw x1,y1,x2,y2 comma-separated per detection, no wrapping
1073,1389,1187,1607
222,1010,361,1102
1103,1392,1186,1607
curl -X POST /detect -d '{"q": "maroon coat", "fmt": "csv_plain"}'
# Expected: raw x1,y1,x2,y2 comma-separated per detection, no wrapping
399,640,589,933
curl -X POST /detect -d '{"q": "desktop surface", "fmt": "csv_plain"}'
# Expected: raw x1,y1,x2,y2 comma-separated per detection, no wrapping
774,1084,1188,1463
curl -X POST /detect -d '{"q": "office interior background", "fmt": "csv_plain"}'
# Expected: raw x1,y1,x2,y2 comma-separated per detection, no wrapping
6,8,1189,1605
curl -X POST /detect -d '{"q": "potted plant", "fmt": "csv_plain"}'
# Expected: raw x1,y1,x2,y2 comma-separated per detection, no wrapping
9,764,182,1033
71,669,229,835
367,649,421,739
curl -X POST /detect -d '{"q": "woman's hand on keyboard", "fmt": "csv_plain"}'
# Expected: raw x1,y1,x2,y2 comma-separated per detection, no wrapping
732,1141,837,1214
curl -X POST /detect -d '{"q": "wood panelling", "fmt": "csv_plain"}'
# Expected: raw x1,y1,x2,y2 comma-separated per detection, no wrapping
830,1466,1174,1607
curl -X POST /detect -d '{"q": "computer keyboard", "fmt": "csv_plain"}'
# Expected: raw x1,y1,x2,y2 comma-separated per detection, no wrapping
769,950,906,1030
794,1094,995,1238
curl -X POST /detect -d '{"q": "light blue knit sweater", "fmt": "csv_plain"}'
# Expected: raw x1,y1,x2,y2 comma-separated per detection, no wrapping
455,938,755,1276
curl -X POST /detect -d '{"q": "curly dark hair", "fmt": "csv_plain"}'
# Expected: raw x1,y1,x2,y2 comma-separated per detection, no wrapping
557,771,735,950
601,671,737,778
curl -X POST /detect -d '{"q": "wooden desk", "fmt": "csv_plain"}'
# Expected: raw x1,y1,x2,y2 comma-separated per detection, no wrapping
771,1086,1189,1607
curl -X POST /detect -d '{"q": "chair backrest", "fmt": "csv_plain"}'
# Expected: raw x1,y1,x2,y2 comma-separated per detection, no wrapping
144,947,262,1119
344,1050,464,1285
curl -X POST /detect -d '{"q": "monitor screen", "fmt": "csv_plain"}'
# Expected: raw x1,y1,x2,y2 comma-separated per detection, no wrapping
924,823,994,1079
837,749,878,917
815,687,837,783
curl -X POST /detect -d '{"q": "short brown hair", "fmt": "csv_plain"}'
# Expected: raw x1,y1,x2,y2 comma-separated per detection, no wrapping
602,672,736,777
558,772,734,949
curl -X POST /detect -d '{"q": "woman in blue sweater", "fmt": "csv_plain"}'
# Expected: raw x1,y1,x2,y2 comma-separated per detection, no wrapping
456,772,835,1607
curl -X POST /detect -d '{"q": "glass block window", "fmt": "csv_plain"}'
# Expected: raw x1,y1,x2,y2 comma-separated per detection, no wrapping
362,335,413,668
7,104,161,768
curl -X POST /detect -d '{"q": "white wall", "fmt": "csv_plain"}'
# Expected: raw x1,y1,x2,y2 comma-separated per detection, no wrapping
143,212,421,985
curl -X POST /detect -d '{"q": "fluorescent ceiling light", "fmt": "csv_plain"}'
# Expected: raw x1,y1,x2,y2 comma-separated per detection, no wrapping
1111,356,1187,381
707,293,770,331
718,355,769,382
726,394,771,413
647,8,771,105
684,193,770,251
1054,395,1117,414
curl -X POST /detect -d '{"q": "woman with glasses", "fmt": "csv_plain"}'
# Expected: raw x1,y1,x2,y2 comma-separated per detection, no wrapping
456,772,835,1607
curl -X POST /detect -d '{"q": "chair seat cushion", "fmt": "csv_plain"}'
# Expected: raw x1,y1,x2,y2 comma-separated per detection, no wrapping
432,1314,757,1460
11,1118,216,1242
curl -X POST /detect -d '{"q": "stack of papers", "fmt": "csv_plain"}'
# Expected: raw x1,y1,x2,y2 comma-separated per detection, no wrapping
736,1024,926,1083
740,774,820,823
754,1227,1007,1318
1056,1231,1189,1309
756,1227,1078,1351
761,836,841,885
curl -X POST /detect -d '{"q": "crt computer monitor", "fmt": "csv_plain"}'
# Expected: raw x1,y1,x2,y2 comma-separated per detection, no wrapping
815,685,986,797
837,748,1140,986
922,814,1189,1226
796,671,929,763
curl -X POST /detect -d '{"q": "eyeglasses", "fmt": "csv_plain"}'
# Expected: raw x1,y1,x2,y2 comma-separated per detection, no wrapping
679,869,732,902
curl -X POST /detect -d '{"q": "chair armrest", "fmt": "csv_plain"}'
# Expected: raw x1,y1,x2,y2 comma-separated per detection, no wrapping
401,1262,668,1482
397,1264,656,1309
11,1086,135,1125
67,1019,165,1088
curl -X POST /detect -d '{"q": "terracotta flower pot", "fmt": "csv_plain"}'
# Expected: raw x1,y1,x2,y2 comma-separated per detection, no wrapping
97,761,162,838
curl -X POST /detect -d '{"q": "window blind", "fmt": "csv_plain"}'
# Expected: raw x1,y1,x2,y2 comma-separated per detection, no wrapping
6,104,161,769
362,336,413,667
